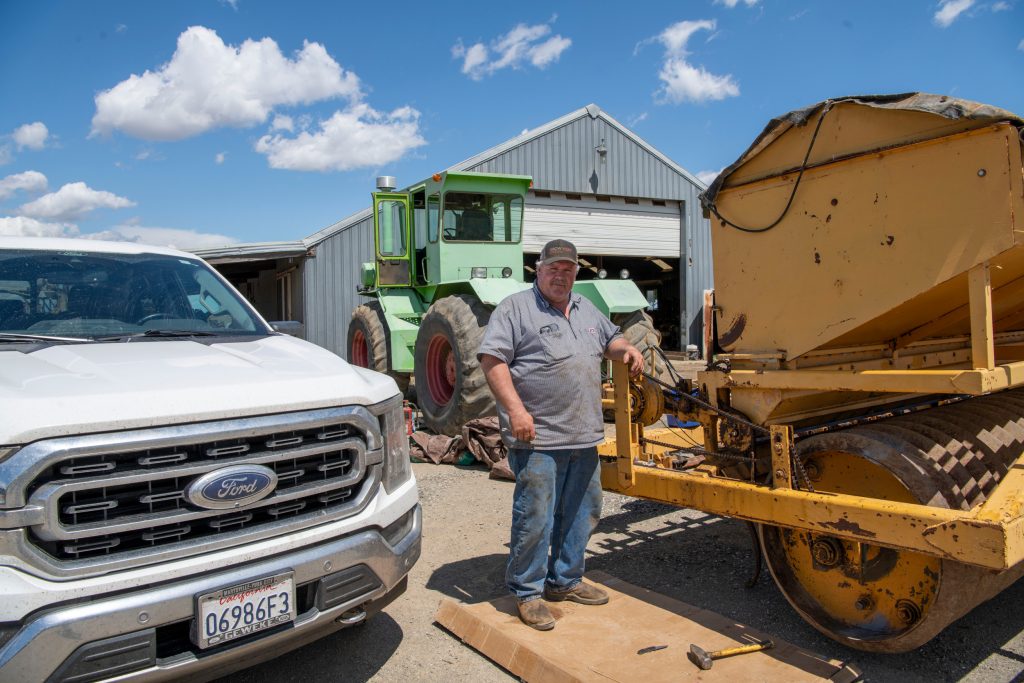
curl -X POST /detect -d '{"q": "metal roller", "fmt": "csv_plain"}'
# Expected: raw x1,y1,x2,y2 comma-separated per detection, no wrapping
760,388,1024,652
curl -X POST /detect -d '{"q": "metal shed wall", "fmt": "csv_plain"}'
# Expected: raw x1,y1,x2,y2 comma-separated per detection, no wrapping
463,114,690,201
303,212,374,356
302,105,714,356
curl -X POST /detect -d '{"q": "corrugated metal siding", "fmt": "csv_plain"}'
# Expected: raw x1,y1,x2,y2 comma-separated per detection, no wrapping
303,213,374,357
683,196,714,353
463,117,690,201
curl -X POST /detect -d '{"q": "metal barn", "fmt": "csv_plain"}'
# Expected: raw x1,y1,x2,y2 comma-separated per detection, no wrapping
196,103,713,356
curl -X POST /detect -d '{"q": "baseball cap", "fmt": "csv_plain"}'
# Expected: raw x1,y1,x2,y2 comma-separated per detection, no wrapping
539,239,578,266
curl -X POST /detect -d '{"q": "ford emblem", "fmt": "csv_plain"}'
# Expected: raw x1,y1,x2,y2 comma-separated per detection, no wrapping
186,465,278,510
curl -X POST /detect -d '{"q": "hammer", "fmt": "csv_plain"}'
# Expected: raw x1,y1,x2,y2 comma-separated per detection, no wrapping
688,639,774,670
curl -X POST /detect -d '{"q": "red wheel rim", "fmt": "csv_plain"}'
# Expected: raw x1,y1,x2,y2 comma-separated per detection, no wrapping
426,333,455,406
351,329,369,367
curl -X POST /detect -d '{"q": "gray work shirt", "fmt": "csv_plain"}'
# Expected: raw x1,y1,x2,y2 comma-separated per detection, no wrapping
478,283,622,450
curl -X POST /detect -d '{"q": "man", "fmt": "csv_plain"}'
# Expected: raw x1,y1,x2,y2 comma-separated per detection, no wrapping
478,239,644,631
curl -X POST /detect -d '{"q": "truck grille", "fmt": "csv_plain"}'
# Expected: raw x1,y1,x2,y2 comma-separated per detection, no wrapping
11,406,384,566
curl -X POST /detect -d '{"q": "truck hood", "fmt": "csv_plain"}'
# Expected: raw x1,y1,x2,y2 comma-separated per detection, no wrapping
0,335,400,444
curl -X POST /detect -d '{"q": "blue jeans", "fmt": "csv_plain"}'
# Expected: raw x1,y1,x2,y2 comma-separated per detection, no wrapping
506,446,603,601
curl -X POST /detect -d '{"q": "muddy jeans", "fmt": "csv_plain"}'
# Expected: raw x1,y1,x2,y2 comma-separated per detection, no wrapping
506,447,602,601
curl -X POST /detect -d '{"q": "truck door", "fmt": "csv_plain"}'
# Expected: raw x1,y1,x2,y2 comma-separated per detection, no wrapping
373,193,412,287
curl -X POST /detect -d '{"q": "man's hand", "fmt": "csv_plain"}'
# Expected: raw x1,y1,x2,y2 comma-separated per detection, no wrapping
509,407,536,442
606,338,645,377
622,345,645,377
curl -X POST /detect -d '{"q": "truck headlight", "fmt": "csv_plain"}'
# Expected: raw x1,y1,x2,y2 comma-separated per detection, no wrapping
471,267,487,279
381,400,412,493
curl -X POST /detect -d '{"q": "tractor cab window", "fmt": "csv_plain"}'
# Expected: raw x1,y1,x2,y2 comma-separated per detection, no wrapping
442,192,523,243
412,191,428,285
412,191,427,250
377,200,407,257
427,194,440,243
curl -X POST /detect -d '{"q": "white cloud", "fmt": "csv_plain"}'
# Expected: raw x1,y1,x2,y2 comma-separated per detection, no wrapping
0,145,10,166
695,168,723,186
0,171,48,200
215,152,226,164
19,182,135,222
934,0,975,26
453,19,571,80
715,0,759,6
85,222,238,250
116,23,127,33
272,114,294,131
992,1,1010,9
627,112,648,127
255,104,426,172
648,20,739,104
91,26,360,140
1019,38,1024,50
0,215,76,238
13,122,49,150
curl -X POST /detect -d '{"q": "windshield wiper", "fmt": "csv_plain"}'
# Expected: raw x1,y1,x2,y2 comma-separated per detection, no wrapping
94,329,222,341
0,332,91,343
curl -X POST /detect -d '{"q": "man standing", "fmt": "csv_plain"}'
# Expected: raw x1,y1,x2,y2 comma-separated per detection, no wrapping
478,239,645,631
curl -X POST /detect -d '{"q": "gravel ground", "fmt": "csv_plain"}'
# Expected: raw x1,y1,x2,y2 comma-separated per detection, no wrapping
218,460,1024,683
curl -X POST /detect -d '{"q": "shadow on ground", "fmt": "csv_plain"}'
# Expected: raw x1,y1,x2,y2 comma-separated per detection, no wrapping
213,613,404,683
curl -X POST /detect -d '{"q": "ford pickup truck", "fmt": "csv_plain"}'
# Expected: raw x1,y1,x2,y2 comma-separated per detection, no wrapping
0,237,421,681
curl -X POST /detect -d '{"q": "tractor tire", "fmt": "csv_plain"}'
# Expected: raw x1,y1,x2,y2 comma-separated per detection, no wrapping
414,295,495,436
613,310,675,387
348,303,410,396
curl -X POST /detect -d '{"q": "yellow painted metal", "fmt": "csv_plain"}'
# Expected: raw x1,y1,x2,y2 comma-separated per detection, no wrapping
600,362,1024,571
612,369,637,489
711,122,1023,361
761,451,941,642
969,262,995,370
704,363,1024,396
769,425,793,489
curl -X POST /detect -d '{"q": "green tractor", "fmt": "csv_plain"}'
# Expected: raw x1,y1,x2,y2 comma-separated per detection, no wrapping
348,170,666,435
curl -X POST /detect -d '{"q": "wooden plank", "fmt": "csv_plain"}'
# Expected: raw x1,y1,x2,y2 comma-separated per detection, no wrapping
434,572,858,682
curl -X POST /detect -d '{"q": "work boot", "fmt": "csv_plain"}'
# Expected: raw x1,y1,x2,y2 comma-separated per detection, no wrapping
543,582,609,605
516,598,556,631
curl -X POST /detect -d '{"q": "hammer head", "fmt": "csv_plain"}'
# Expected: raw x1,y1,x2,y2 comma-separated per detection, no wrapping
688,644,713,670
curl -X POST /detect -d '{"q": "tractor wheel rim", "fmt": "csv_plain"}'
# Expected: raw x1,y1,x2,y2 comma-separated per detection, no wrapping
351,329,369,367
426,334,455,406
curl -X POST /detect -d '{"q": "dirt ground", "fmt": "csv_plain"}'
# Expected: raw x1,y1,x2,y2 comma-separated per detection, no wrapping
218,460,1024,683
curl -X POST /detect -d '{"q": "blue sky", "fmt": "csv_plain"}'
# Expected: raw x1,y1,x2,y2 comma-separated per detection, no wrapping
1,0,1021,249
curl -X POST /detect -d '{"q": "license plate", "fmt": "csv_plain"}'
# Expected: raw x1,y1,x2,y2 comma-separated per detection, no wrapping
194,572,296,649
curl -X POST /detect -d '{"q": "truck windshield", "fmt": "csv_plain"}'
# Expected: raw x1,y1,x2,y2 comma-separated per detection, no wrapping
0,249,269,339
441,192,523,243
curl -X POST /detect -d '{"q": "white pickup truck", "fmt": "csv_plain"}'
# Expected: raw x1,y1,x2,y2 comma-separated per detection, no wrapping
0,237,421,681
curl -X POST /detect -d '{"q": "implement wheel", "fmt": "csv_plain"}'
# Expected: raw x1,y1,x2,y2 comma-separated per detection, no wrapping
760,391,1024,652
414,295,494,435
347,303,409,396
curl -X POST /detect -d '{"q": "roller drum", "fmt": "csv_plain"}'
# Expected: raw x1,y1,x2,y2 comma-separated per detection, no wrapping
761,388,1024,652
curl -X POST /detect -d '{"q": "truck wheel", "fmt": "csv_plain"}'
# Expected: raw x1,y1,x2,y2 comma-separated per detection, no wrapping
414,295,494,436
613,310,674,387
348,303,410,396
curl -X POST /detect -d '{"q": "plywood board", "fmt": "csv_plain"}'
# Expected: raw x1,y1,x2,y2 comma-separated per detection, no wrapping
434,572,861,682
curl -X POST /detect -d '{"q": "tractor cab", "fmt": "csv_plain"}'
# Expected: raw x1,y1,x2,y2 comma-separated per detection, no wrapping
367,171,531,291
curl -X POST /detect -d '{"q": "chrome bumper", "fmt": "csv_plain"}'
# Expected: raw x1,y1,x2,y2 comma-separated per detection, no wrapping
0,504,421,683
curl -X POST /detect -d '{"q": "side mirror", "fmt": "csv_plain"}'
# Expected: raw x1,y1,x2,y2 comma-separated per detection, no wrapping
270,321,304,338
